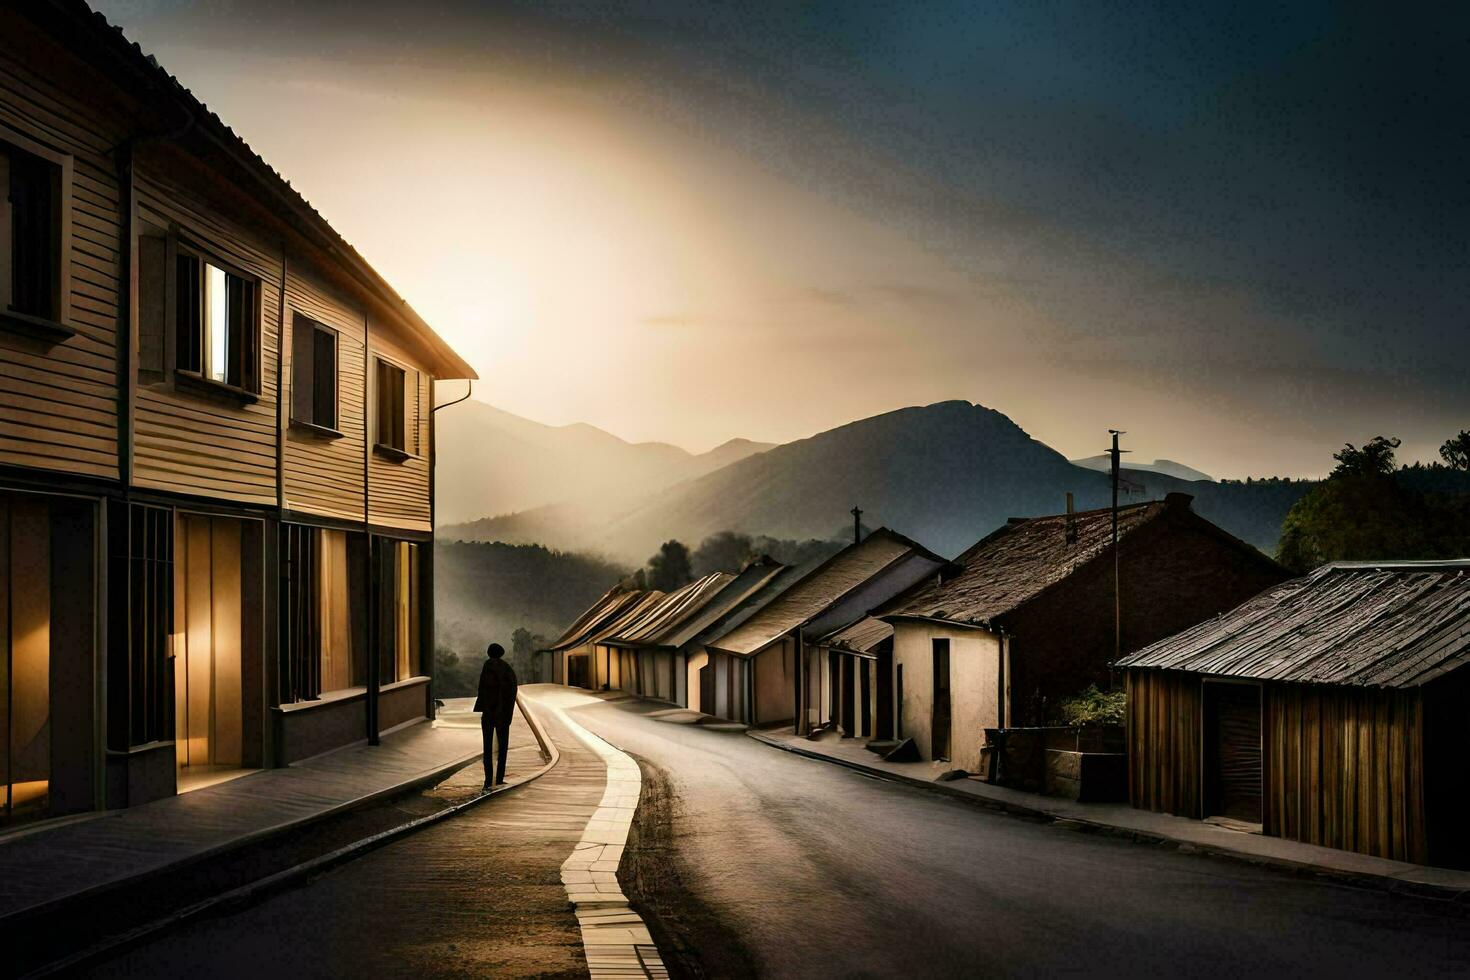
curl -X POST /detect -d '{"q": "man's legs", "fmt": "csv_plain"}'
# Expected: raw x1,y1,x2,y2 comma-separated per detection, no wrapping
482,715,496,788
494,716,511,784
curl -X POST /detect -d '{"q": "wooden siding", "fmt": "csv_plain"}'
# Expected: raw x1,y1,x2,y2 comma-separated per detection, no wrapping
1264,683,1426,864
1128,669,1429,864
282,261,366,522
1126,669,1202,818
0,30,121,479
366,322,431,531
132,169,280,505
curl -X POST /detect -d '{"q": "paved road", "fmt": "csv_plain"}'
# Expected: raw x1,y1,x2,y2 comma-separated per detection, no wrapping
89,704,602,979
572,696,1470,979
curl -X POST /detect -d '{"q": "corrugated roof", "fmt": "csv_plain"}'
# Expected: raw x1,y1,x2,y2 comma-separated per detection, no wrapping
816,616,892,656
706,528,936,657
691,561,816,649
644,558,789,650
546,589,653,653
602,573,735,646
44,0,474,378
1116,561,1470,689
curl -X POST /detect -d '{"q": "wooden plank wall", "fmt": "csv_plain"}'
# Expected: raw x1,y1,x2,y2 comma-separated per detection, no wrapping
132,168,280,505
1126,669,1202,818
282,260,366,522
0,31,122,479
1264,684,1426,864
366,321,431,531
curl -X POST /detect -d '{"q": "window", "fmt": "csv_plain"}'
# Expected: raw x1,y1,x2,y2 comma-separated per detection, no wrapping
374,357,412,457
137,228,259,396
0,134,70,336
108,502,172,751
177,248,258,391
291,315,338,432
375,538,421,685
281,526,362,703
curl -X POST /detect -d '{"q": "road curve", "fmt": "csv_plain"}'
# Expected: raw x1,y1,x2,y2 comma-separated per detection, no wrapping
572,696,1470,979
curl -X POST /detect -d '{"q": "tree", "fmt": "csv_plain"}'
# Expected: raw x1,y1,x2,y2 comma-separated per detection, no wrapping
1440,430,1470,471
692,531,756,576
510,626,546,681
1330,436,1401,478
646,540,693,591
1276,473,1429,574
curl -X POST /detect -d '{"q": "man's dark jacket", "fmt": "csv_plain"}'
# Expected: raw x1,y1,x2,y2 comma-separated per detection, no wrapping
474,658,518,720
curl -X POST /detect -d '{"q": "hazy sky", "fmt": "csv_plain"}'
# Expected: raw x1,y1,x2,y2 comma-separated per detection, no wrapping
93,1,1467,477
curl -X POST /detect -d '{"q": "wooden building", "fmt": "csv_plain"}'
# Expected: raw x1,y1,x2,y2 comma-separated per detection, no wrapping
879,494,1287,772
1118,561,1470,868
599,560,787,709
0,1,475,824
702,529,949,730
812,616,894,742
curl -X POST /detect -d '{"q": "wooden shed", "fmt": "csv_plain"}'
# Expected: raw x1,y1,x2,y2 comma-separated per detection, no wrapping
1118,561,1470,868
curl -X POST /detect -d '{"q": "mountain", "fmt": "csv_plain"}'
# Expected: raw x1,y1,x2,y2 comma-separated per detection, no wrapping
1071,455,1215,483
433,400,774,526
590,401,1117,560
444,400,1319,562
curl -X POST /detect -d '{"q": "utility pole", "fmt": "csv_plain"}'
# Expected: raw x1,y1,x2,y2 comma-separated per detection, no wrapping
1108,430,1129,663
851,506,863,545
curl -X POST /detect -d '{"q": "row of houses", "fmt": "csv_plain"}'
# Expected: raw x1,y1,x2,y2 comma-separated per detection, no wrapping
0,2,475,825
549,494,1470,869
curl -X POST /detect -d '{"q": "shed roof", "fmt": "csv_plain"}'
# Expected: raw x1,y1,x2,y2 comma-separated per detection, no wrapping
546,588,657,653
43,0,474,378
706,528,941,657
816,616,893,656
1116,561,1470,689
881,494,1273,627
601,573,735,646
651,558,789,650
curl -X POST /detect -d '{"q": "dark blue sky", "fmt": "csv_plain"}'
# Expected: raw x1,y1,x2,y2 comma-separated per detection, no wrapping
96,1,1468,474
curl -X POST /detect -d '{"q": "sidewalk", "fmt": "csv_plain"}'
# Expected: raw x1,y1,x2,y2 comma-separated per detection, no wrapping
748,726,1470,900
0,700,512,924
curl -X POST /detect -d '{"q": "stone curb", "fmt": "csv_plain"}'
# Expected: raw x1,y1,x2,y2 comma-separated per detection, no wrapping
546,697,670,980
25,695,561,977
745,730,1470,905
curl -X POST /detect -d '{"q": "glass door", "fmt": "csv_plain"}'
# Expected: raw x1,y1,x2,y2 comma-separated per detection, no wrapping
0,493,51,823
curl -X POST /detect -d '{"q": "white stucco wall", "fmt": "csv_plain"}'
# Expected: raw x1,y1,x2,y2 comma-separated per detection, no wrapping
891,621,1003,772
687,649,709,713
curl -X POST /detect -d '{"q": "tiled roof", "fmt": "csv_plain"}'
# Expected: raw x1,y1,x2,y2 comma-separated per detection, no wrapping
1117,561,1470,689
881,498,1171,625
706,528,935,657
45,0,473,378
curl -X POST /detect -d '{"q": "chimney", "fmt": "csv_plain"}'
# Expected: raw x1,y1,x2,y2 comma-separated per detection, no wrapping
1065,493,1078,544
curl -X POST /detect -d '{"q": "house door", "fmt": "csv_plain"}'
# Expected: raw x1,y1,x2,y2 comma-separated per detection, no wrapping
1204,682,1262,823
840,656,855,736
932,639,951,761
860,660,871,738
700,664,714,717
175,515,251,789
828,654,840,728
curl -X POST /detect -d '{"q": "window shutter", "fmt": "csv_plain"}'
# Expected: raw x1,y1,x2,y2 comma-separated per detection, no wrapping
291,313,313,423
137,233,167,383
408,369,420,454
175,253,201,372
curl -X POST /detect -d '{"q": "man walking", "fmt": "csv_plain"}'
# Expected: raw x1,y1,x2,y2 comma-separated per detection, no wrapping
474,642,518,789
